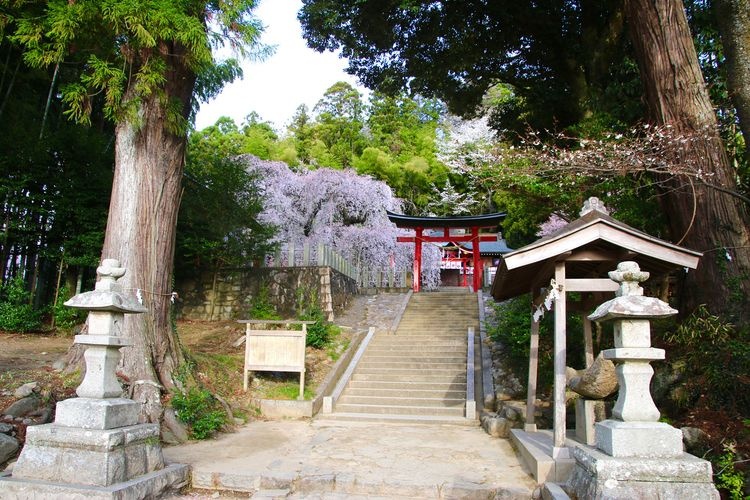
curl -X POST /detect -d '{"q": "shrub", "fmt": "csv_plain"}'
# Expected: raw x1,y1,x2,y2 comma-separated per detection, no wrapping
53,285,86,333
171,387,227,440
713,448,747,500
248,285,280,320
663,305,750,413
0,276,42,332
299,306,331,348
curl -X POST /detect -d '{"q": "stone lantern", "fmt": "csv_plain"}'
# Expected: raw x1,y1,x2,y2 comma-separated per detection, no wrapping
569,261,719,499
0,259,187,498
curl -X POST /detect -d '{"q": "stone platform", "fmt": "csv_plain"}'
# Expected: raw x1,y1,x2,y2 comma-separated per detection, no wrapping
164,419,536,498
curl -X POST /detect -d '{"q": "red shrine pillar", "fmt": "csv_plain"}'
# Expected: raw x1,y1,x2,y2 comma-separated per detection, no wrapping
413,227,423,292
471,226,482,292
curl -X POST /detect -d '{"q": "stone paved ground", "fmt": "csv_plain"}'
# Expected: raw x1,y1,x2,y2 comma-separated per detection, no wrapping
164,291,536,499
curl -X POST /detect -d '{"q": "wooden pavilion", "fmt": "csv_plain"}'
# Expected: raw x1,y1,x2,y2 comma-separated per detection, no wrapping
387,211,507,292
490,197,702,482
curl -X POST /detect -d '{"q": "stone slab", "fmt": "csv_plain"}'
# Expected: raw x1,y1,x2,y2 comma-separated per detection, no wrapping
595,420,682,458
12,423,163,486
0,462,188,500
168,419,535,497
575,399,597,446
54,398,139,430
509,429,578,484
570,446,718,499
571,445,714,483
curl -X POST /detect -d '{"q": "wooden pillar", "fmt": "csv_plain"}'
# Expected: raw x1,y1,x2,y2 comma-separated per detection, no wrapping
471,226,482,292
583,315,594,368
525,288,541,431
553,261,568,458
413,227,423,292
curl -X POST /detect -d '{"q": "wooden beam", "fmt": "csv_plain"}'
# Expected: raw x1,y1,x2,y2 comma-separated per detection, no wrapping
525,288,541,432
396,234,498,243
565,248,620,262
553,261,568,458
564,278,620,292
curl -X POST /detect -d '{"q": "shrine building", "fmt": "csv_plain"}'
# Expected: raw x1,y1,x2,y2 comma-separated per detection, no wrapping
387,211,509,292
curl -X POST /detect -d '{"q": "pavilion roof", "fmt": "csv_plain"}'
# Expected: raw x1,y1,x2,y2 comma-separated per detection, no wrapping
462,240,514,256
490,206,702,301
386,211,507,229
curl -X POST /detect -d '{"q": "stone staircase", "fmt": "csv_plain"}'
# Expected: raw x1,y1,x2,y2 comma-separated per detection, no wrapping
328,289,480,424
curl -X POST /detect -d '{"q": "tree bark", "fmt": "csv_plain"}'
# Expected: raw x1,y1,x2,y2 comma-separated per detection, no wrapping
101,42,195,425
714,0,750,165
624,0,750,321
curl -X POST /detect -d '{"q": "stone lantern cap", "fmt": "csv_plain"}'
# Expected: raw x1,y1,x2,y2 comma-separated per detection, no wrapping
589,261,676,322
64,258,146,314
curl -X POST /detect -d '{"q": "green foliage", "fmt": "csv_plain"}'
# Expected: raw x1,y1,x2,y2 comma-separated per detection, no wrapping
177,129,277,275
53,285,86,333
248,286,280,320
294,286,336,349
662,305,750,413
713,448,747,500
171,387,227,440
486,296,553,389
299,306,331,349
0,276,42,332
265,382,315,401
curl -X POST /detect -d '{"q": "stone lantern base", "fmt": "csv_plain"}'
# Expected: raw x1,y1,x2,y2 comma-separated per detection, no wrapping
569,444,719,499
0,397,188,499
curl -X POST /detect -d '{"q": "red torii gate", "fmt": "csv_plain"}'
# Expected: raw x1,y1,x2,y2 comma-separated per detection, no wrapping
387,211,507,292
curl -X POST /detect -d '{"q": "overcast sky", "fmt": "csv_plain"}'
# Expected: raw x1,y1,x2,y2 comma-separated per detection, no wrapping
194,0,368,132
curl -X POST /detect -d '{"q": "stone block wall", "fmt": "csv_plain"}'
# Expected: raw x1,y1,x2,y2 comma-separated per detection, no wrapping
176,266,357,321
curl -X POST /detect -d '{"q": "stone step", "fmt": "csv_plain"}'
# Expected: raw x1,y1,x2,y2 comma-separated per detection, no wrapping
346,380,466,391
334,403,466,417
365,345,466,354
361,355,466,364
358,359,466,368
337,395,465,407
343,387,465,399
353,367,466,377
350,373,466,383
314,412,477,426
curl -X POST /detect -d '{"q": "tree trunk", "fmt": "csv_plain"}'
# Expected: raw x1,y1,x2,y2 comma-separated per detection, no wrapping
714,0,750,165
101,43,195,425
624,0,750,321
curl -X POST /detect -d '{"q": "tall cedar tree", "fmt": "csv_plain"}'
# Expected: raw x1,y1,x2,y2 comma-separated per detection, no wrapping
1,0,265,431
300,0,750,320
624,0,750,321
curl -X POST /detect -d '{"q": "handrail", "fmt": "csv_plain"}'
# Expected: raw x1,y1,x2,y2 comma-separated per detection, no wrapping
466,326,476,419
322,327,376,413
477,290,495,411
238,319,315,325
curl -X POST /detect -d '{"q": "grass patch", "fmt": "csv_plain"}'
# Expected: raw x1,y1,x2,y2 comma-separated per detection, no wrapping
262,381,315,401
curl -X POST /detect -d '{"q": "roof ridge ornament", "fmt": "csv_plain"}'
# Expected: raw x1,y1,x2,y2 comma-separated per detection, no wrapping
580,196,609,216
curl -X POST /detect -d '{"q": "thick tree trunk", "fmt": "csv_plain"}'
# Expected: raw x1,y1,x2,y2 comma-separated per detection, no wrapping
101,44,195,425
714,0,750,165
624,0,750,321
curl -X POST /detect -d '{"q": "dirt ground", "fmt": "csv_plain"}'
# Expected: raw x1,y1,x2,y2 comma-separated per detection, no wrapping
0,332,70,371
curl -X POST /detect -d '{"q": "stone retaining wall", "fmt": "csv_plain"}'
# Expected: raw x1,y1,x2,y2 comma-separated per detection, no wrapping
176,267,357,321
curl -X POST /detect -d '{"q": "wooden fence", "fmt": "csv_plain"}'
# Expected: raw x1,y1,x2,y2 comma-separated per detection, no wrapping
266,242,411,290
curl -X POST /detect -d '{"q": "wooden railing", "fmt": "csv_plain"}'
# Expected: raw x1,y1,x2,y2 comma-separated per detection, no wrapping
266,242,358,281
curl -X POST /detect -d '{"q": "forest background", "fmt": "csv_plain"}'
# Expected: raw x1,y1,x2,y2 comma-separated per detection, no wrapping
0,0,748,495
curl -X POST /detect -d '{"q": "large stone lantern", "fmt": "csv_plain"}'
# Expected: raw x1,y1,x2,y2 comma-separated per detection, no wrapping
0,259,187,498
569,261,719,499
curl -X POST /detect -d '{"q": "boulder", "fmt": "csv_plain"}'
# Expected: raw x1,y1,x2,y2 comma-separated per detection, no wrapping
0,423,13,435
3,395,42,418
681,426,709,455
481,414,511,438
567,353,618,399
13,382,37,399
0,433,19,464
